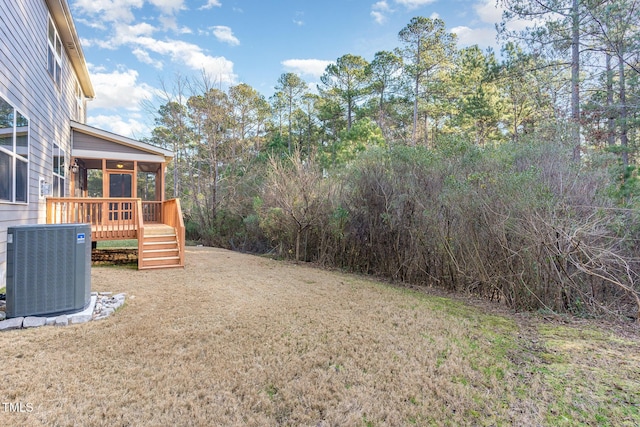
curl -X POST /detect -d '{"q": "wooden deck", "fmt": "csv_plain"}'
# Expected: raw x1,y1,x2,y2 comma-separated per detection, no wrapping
46,197,185,270
86,223,172,237
141,224,176,236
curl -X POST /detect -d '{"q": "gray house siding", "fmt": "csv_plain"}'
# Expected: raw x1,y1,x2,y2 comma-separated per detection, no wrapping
73,132,160,156
0,0,84,287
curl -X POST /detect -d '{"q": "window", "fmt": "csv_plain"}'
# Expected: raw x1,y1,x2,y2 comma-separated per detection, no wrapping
47,18,62,86
52,143,65,197
75,80,85,122
0,95,29,203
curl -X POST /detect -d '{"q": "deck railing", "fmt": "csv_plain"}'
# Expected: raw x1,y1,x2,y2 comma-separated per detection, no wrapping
162,198,186,267
136,199,145,270
142,201,162,223
46,197,140,240
47,197,186,268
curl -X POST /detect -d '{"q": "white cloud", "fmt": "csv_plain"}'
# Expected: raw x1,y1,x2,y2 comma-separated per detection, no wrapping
86,38,120,50
373,0,390,11
118,22,157,38
394,0,437,9
293,11,304,26
156,15,191,33
473,0,534,33
88,67,156,110
451,25,497,48
371,11,386,24
443,0,536,51
281,59,332,78
75,17,108,31
133,37,236,83
85,21,237,82
148,0,185,15
87,114,150,138
211,26,240,46
84,22,156,49
200,0,222,9
73,0,144,23
85,68,155,137
475,0,502,24
132,48,164,68
371,1,391,24
74,0,186,27
448,2,501,49
87,63,108,73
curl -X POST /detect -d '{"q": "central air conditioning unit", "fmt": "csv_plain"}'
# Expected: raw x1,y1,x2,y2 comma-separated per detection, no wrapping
6,224,91,318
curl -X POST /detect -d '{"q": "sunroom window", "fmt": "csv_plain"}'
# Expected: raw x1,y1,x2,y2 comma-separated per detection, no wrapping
0,95,29,203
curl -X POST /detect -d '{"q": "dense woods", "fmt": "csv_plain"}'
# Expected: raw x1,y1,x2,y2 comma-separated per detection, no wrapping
146,5,640,320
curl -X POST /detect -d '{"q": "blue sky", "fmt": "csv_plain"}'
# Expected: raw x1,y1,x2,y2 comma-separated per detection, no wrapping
69,0,522,138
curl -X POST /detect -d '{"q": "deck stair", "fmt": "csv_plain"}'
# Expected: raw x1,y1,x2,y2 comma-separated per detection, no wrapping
139,224,182,269
47,197,185,270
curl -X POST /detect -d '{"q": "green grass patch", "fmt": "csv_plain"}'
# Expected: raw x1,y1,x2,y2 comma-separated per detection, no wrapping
536,324,640,426
95,262,138,270
366,279,639,425
373,282,522,423
96,239,138,248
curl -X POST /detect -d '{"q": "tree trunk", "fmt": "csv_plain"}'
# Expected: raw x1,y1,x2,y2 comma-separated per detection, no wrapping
412,75,419,146
513,98,518,143
379,90,385,135
618,52,628,168
606,52,615,147
571,0,581,161
288,102,293,153
412,40,421,146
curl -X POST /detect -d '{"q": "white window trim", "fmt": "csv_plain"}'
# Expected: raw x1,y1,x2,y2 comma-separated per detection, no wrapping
75,80,85,122
47,17,62,87
0,94,30,205
52,143,66,198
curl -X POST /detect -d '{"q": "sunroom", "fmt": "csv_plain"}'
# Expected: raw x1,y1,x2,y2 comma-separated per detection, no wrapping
46,121,184,269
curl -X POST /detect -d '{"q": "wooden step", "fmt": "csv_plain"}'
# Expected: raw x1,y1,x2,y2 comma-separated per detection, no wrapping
143,224,176,236
138,224,183,269
143,248,180,257
143,241,178,250
139,263,184,270
141,255,181,268
143,234,176,243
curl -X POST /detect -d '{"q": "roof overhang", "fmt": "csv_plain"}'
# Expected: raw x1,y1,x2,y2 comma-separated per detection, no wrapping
70,121,174,163
45,0,95,98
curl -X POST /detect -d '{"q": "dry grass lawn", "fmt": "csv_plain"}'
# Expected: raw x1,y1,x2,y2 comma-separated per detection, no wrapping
1,247,638,426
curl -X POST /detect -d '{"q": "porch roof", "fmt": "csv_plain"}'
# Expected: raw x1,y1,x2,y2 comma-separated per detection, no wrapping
70,121,173,164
